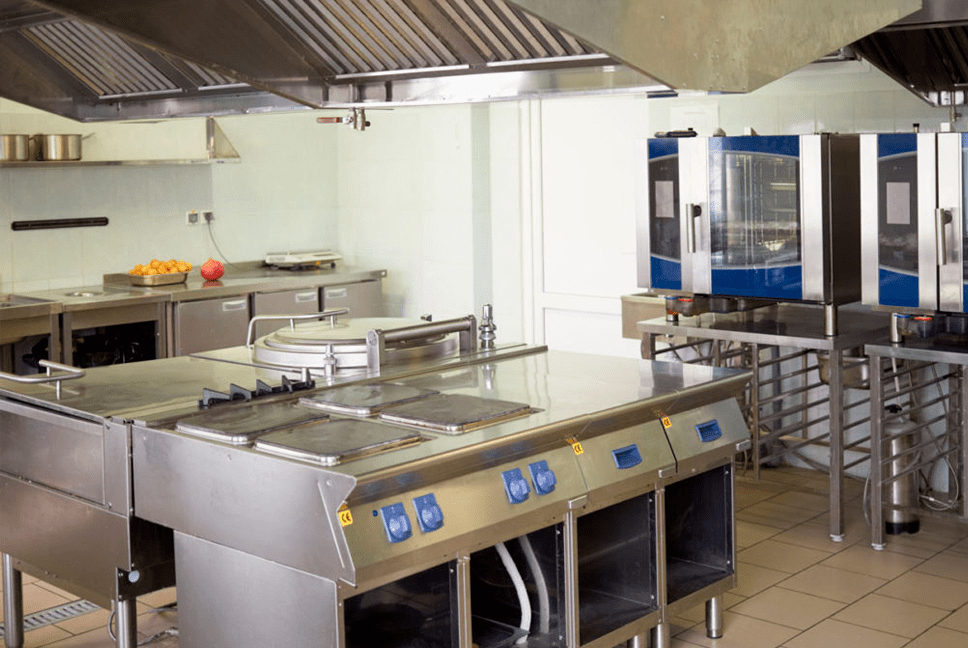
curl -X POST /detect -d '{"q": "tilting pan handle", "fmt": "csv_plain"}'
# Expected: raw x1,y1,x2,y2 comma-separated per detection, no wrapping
0,360,86,399
246,308,349,347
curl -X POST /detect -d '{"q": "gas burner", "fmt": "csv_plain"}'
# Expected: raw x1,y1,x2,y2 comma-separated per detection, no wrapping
198,376,316,409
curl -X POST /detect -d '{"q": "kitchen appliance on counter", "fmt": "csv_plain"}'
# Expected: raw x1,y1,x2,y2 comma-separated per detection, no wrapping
0,309,750,648
265,250,343,270
637,134,861,334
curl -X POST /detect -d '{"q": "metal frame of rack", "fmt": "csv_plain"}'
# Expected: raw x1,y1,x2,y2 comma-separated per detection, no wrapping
638,305,888,541
865,342,968,549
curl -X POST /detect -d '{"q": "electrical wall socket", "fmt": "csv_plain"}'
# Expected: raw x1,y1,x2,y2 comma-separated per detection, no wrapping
203,211,214,223
186,210,199,225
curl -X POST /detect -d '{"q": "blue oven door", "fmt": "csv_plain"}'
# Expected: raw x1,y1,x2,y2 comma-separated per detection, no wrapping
640,138,683,291
706,136,803,300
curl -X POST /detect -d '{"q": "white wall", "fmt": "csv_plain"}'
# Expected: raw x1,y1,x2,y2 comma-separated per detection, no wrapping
0,102,339,293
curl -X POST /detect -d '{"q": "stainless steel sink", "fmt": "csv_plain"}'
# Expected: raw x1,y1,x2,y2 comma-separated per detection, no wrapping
0,294,60,320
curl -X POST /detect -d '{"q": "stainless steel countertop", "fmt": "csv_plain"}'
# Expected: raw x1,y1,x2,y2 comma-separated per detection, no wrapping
14,263,387,311
637,303,891,351
865,339,968,365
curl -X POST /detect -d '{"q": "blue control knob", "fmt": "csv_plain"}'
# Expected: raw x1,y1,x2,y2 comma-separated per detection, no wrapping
379,503,412,543
412,493,444,532
501,468,531,504
528,460,557,495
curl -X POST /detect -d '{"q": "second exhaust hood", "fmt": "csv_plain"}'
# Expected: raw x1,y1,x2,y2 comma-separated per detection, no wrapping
0,0,927,122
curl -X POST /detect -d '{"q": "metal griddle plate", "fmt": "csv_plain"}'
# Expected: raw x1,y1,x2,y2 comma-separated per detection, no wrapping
299,383,440,417
378,394,532,435
254,419,425,466
175,402,330,446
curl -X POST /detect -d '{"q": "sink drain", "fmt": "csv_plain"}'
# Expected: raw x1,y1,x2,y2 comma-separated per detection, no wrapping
0,599,100,637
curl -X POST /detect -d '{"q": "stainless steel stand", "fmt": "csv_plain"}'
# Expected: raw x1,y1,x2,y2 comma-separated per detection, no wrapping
2,554,24,648
651,622,671,648
865,341,967,549
706,596,724,638
114,597,138,648
639,304,888,541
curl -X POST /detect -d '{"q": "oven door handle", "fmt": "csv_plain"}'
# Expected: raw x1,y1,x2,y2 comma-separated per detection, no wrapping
685,203,702,254
937,208,953,266
246,308,349,347
0,360,85,399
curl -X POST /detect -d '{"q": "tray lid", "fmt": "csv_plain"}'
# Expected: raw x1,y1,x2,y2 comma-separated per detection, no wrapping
175,401,329,445
378,393,531,435
254,419,425,465
299,383,439,416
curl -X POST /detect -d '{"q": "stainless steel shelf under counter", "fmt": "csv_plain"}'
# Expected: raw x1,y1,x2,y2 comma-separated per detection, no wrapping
637,302,890,543
864,340,968,550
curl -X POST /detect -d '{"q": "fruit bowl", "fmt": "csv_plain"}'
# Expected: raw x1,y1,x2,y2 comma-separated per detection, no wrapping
129,272,188,286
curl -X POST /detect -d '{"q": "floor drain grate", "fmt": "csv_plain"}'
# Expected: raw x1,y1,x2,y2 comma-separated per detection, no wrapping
0,599,101,637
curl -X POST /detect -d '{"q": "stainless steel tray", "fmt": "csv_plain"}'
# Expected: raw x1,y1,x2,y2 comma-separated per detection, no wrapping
254,419,425,465
129,271,188,286
378,394,532,435
299,383,439,417
175,402,330,446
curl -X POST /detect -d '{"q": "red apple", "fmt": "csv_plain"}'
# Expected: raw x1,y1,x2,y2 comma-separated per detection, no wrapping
200,258,224,280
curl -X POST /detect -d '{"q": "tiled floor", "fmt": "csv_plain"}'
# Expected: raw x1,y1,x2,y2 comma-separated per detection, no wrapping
1,465,967,647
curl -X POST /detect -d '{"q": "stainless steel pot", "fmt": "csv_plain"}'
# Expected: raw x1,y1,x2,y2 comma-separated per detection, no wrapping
35,134,82,161
0,134,29,161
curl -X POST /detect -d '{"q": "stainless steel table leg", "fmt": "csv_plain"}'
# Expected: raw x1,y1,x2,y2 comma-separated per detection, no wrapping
705,596,723,639
829,348,845,541
2,554,24,648
869,354,886,550
651,622,671,648
114,597,138,648
628,632,650,647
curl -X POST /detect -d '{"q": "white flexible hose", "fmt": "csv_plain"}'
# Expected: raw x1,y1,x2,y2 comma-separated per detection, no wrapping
495,541,531,644
518,536,550,634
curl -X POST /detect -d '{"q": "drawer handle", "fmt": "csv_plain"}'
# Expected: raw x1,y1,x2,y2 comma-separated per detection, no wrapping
295,292,317,303
222,300,247,312
325,288,348,299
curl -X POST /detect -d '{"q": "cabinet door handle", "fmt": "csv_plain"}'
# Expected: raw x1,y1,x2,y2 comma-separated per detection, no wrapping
937,208,953,266
222,299,248,312
685,203,702,253
325,287,348,299
295,291,317,303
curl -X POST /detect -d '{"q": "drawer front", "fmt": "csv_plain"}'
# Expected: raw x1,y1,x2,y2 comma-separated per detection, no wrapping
0,399,104,504
175,296,250,355
321,280,384,318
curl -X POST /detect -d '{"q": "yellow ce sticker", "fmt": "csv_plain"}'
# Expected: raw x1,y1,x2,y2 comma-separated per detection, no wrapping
661,416,672,429
337,504,354,527
567,438,584,456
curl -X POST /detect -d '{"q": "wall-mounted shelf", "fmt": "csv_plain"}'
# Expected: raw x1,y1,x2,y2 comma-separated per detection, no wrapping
0,118,239,169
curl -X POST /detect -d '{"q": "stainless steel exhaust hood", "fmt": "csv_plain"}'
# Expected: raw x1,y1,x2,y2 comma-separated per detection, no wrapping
0,0,928,122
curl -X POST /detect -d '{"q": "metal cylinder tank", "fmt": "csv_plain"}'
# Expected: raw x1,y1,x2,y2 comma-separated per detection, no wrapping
883,405,920,535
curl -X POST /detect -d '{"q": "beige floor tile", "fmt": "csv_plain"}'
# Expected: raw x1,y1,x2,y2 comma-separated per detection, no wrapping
915,550,968,583
737,520,781,548
766,491,830,512
738,540,830,574
671,639,706,648
42,627,117,648
880,528,953,559
819,544,923,580
22,583,73,616
729,586,844,630
948,536,968,555
676,611,799,648
771,521,861,554
918,516,968,541
876,570,968,611
137,586,177,610
737,502,818,530
782,619,907,648
31,582,80,602
939,601,968,633
778,564,886,604
730,562,794,597
833,593,948,638
53,608,112,636
23,624,72,648
736,485,787,510
904,625,968,648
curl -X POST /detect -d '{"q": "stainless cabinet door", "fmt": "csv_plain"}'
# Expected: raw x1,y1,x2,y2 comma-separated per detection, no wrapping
252,289,320,339
174,296,250,356
321,280,384,318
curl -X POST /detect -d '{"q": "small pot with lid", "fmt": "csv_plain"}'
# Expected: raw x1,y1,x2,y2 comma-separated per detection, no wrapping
0,134,29,161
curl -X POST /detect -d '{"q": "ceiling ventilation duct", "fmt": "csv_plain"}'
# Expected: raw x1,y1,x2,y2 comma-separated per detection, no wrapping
0,0,925,121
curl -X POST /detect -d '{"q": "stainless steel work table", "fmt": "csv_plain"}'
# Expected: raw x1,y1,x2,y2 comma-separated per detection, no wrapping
637,303,890,541
864,340,968,549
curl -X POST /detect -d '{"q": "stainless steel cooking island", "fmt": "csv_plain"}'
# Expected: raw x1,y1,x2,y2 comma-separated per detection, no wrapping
1,311,750,648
